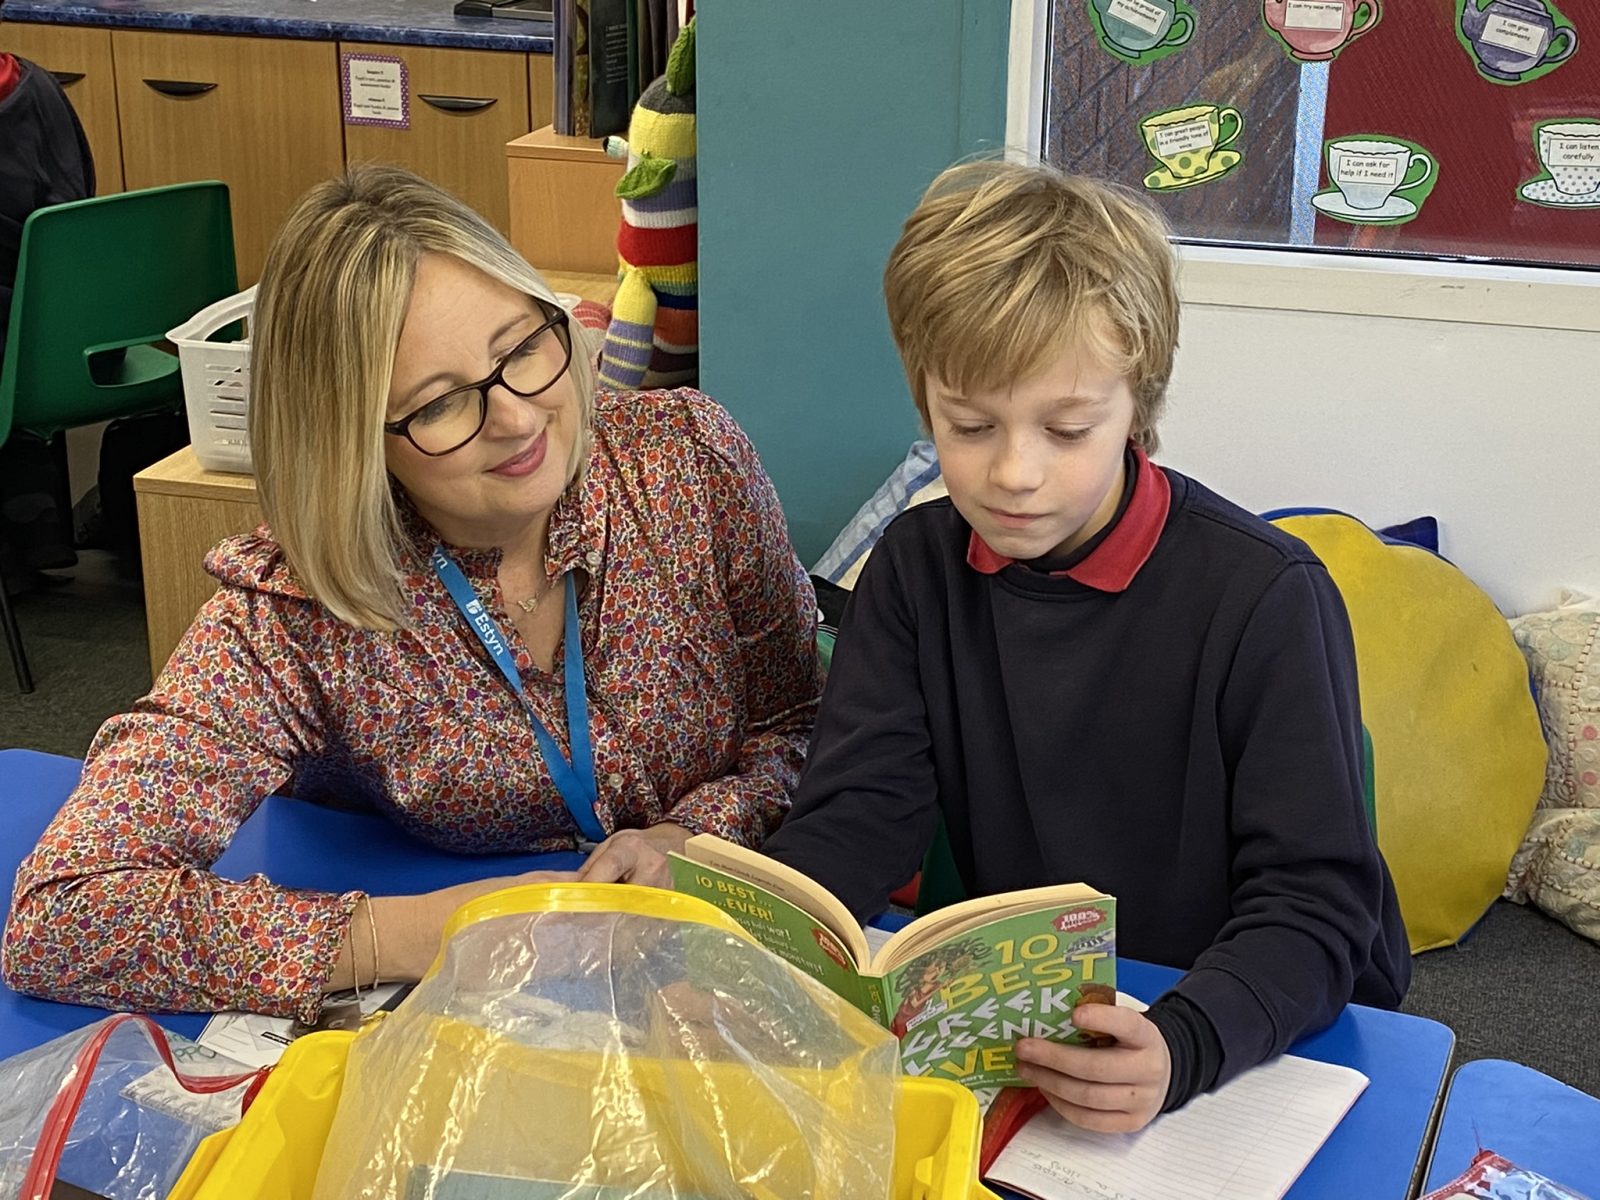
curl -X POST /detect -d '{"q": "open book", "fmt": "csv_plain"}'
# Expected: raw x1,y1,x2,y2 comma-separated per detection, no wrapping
667,834,1116,1088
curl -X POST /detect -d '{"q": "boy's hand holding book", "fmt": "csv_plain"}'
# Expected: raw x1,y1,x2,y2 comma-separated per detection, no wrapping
1014,1004,1171,1133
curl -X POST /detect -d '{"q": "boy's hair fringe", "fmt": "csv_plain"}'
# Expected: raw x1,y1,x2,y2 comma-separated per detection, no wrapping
884,157,1180,453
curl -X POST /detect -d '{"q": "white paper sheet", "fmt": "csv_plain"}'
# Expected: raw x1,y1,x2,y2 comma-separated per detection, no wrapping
196,982,411,1069
987,1052,1368,1200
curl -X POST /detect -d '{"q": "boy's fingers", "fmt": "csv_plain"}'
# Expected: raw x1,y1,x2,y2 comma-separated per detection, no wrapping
1067,1002,1158,1044
1015,1039,1125,1083
1015,1064,1145,1113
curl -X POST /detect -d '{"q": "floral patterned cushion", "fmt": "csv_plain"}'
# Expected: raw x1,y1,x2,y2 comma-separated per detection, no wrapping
1505,595,1600,942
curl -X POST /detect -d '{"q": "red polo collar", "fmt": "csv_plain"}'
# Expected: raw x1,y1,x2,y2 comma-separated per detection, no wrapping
0,57,22,106
965,444,1171,593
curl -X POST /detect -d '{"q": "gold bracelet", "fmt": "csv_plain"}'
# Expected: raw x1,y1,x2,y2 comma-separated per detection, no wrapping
347,913,363,1004
364,895,381,987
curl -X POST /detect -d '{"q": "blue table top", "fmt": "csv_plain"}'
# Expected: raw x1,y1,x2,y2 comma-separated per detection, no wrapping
1423,1058,1600,1196
0,749,1456,1198
0,750,582,1054
5,0,552,54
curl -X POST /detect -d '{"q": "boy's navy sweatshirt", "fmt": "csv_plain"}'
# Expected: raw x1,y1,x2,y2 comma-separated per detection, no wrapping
764,453,1411,1102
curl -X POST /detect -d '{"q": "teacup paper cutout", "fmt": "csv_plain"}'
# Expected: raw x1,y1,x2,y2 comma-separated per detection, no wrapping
1311,134,1440,226
1456,0,1579,85
1138,103,1245,192
1517,118,1600,208
1263,0,1381,63
1087,0,1198,66
1144,149,1243,191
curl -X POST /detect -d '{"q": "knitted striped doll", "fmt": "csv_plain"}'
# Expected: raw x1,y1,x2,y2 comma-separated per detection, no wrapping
599,18,697,391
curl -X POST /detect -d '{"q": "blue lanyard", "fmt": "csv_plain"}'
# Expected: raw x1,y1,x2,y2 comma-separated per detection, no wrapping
431,546,605,844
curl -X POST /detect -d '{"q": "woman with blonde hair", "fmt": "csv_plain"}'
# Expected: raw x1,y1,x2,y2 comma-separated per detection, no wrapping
2,166,822,1021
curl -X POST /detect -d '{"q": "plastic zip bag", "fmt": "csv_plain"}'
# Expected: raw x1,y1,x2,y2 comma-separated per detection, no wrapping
312,884,902,1200
0,1013,264,1200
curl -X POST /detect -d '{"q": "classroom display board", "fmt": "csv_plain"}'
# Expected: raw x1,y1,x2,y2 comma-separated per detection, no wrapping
1051,0,1600,268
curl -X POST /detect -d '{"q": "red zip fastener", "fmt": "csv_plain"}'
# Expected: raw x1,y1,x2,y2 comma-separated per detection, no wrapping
21,1013,266,1200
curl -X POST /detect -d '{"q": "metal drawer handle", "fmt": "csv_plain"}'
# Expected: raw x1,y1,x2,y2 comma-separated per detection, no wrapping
50,71,86,87
418,93,498,113
143,79,219,98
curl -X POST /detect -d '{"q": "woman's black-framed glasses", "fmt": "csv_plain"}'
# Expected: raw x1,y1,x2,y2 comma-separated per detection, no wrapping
384,301,574,457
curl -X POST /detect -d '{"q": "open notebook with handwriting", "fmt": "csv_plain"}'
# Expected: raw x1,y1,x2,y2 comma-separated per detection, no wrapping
986,1052,1368,1200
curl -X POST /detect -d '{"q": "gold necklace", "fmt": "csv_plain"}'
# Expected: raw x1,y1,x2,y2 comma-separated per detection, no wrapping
515,578,553,614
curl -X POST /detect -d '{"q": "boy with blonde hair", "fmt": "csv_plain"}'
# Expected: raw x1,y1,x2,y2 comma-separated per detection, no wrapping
760,161,1412,1131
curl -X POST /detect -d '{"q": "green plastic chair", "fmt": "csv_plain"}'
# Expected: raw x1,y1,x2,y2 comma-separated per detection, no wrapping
912,724,1382,917
0,181,237,693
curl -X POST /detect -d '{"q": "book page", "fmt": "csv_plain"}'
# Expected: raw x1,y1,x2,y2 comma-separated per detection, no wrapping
873,882,1106,974
674,836,870,966
666,853,883,1021
987,1054,1368,1200
864,924,895,959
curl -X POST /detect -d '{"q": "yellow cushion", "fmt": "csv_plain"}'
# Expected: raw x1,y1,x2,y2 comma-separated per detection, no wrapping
1271,513,1547,952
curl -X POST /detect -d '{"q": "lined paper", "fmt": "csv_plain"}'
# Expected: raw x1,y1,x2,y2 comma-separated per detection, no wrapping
987,1053,1368,1200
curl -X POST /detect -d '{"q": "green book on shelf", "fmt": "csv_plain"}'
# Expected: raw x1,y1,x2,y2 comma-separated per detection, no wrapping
667,835,1117,1089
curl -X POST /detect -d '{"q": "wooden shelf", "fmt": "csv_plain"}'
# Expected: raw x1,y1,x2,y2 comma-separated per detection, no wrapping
134,445,258,503
506,125,617,163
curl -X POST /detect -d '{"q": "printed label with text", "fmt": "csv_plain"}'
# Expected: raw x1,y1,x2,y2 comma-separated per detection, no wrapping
1335,154,1402,186
1153,118,1214,157
1284,0,1346,31
1480,13,1548,54
1107,0,1169,36
1546,138,1599,167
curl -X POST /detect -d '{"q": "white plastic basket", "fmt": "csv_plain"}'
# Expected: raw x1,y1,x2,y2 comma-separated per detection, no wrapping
167,285,256,474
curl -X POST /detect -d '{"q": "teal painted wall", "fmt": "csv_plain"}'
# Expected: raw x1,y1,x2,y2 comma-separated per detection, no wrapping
696,2,1011,564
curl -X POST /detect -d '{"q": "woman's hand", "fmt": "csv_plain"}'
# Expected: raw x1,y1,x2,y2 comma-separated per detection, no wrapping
576,822,692,887
1013,1004,1172,1133
330,868,578,991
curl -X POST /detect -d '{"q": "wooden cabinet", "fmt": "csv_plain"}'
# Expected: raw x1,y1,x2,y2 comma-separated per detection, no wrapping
2,23,125,193
507,127,625,275
113,30,344,284
8,21,557,276
133,448,264,679
340,42,530,235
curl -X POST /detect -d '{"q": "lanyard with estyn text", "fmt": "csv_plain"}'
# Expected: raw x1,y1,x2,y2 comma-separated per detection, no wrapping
431,546,605,844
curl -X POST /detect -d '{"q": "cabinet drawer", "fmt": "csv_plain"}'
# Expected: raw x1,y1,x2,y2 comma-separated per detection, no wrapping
340,42,531,235
2,23,124,192
113,30,343,284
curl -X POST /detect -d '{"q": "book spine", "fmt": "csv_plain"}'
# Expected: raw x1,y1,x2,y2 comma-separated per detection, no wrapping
588,0,632,138
624,0,640,112
554,0,574,133
571,0,592,138
858,974,890,1028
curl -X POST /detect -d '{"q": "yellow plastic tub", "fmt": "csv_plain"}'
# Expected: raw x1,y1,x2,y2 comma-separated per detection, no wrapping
172,884,1001,1199
172,1031,997,1200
